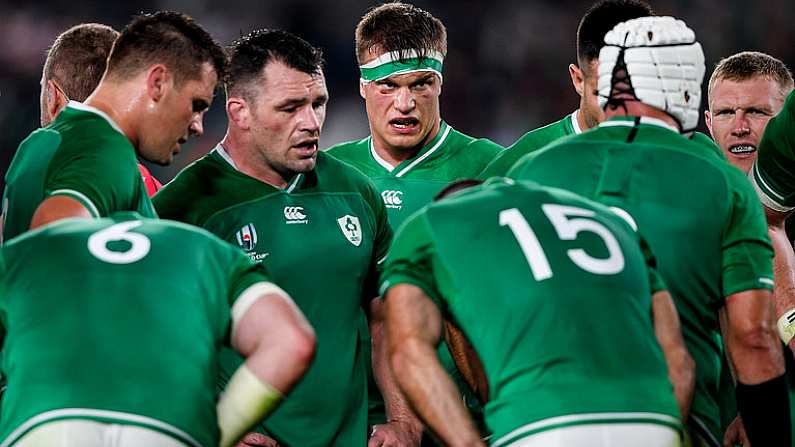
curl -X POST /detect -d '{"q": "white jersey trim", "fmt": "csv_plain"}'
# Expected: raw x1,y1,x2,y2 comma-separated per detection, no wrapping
570,110,583,135
214,144,239,170
369,138,396,173
48,189,100,217
750,161,794,212
231,282,291,337
66,101,125,136
599,116,679,133
492,412,680,447
395,123,451,178
0,408,202,447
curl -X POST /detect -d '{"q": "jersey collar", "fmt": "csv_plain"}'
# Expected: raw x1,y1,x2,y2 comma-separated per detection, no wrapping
212,144,305,193
66,100,125,136
599,116,680,133
570,110,583,135
369,121,452,177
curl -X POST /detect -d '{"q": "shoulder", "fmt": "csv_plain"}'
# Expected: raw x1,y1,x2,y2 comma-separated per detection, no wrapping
511,115,572,148
324,138,371,167
152,154,229,225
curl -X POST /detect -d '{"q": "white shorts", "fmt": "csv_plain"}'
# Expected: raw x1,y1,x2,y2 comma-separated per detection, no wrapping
503,422,681,447
14,419,188,447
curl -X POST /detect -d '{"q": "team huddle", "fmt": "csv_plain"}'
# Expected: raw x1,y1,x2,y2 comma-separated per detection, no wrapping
1,0,795,446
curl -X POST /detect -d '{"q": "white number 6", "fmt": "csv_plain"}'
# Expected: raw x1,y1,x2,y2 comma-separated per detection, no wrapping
88,221,151,264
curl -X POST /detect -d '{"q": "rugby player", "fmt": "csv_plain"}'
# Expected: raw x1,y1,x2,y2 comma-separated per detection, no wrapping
384,178,693,446
326,5,501,439
153,29,403,447
478,0,653,178
0,215,315,447
1,12,224,242
508,17,789,446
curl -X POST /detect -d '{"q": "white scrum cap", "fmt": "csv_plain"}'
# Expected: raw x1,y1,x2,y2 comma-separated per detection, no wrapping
597,16,706,133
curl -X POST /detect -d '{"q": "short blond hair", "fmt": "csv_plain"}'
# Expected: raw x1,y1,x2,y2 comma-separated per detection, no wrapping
708,51,794,102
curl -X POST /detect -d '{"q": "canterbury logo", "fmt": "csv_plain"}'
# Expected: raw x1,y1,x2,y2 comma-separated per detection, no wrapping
381,190,403,208
284,206,309,224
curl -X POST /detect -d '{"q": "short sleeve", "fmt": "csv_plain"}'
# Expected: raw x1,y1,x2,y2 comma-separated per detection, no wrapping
380,210,443,306
45,140,138,218
752,90,795,212
722,168,775,296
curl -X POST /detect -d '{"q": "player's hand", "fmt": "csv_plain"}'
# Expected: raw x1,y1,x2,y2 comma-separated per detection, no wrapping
235,432,280,447
723,415,750,447
367,420,422,447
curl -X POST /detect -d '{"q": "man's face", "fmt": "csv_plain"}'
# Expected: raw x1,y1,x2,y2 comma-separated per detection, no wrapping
360,53,442,153
570,59,604,129
139,62,217,165
706,76,786,173
249,61,328,175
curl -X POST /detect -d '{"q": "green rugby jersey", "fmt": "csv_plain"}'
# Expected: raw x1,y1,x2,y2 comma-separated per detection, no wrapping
509,116,775,443
0,215,276,447
381,179,680,446
478,111,580,179
327,122,501,429
1,101,156,243
753,90,795,212
153,147,391,447
326,121,502,229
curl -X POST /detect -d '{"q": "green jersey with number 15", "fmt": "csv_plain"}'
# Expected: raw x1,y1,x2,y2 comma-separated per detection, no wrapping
381,179,679,446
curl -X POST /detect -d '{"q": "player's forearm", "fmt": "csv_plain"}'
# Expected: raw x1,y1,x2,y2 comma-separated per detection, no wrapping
651,291,695,420
370,311,423,439
390,337,484,447
768,225,795,353
725,290,785,384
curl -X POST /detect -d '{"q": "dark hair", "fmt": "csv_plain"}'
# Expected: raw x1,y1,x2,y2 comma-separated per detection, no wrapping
434,179,483,201
355,2,447,64
44,23,119,101
106,11,227,87
226,29,324,100
709,51,794,101
577,0,653,71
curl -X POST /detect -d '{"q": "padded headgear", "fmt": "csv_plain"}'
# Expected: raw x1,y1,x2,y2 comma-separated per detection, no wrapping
598,16,706,133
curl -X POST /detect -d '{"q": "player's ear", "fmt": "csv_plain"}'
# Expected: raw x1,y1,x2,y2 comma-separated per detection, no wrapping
359,80,367,99
704,110,714,137
227,96,250,130
45,80,66,119
145,64,170,103
569,63,584,97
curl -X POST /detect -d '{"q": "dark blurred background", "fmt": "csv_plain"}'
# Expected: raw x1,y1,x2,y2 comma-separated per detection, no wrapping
1,0,793,185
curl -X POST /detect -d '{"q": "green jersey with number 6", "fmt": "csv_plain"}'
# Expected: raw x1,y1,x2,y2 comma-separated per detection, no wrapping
1,101,156,243
153,148,391,447
508,116,775,442
381,178,680,446
0,214,278,447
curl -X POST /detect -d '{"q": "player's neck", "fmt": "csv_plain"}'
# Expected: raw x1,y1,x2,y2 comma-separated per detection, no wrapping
371,118,441,168
84,85,140,148
220,133,294,189
604,102,680,131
